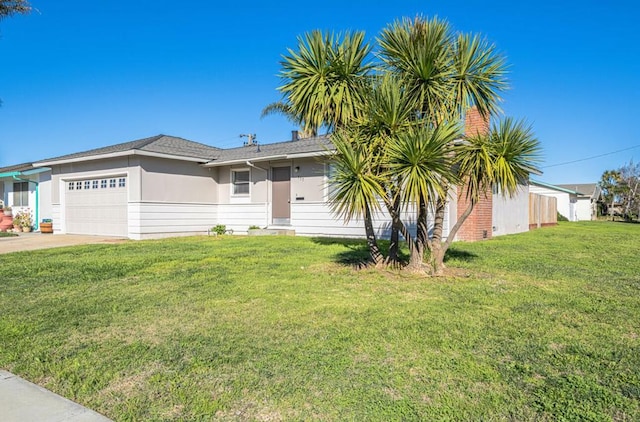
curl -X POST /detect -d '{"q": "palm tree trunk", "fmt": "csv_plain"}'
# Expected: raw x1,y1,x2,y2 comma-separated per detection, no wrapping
363,202,384,266
427,197,447,275
428,199,474,276
405,197,428,273
386,193,402,266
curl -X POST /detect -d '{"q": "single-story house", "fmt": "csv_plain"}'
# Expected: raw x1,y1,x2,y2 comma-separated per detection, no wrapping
529,180,599,221
556,183,601,220
0,131,527,241
0,110,531,241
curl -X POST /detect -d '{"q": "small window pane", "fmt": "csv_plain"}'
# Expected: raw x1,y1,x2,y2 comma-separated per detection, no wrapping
109,179,116,188
101,180,107,188
76,181,82,190
69,182,74,190
232,170,250,195
118,178,126,188
92,180,99,189
84,181,91,190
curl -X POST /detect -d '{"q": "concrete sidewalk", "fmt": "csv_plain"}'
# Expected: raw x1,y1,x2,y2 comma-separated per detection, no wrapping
0,370,112,421
0,233,126,254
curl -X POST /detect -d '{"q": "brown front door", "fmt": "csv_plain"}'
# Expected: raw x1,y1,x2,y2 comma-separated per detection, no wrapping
272,167,291,225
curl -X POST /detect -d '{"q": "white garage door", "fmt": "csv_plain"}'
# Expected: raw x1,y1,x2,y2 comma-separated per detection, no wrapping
65,176,128,237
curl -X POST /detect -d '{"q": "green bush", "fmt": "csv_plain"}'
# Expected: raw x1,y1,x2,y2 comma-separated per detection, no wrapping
248,225,261,230
211,224,227,235
557,212,569,222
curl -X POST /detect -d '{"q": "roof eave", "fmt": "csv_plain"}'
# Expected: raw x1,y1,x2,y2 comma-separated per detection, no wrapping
204,150,333,168
35,149,210,166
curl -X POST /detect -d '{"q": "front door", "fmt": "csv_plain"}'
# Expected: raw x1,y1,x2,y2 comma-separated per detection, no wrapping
272,167,291,225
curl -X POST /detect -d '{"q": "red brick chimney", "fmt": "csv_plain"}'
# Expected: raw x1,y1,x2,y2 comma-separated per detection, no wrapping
456,106,493,241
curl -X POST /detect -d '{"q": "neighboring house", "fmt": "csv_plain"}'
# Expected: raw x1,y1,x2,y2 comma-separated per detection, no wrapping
0,162,52,230
556,183,601,220
529,180,586,221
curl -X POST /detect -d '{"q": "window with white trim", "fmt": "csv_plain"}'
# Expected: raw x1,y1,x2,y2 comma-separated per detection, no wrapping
76,181,82,190
68,182,75,190
231,170,250,195
13,182,29,206
101,179,107,189
84,180,91,190
92,180,99,189
118,178,126,188
109,179,116,188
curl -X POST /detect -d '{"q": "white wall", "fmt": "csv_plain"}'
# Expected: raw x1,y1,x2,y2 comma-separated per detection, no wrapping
575,197,592,221
492,184,529,236
129,202,218,240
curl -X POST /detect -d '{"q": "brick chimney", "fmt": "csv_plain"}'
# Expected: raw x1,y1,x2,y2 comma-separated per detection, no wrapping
456,106,493,241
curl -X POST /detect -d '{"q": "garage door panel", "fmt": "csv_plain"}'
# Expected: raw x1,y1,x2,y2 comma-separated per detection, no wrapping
65,177,128,237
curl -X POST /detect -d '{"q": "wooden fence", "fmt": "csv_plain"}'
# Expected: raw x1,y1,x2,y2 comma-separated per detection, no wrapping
529,193,557,229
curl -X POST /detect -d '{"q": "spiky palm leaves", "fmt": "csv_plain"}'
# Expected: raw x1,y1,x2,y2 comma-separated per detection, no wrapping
278,30,372,135
378,16,508,122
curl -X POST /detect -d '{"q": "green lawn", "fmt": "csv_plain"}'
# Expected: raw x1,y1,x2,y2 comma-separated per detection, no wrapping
1,222,639,421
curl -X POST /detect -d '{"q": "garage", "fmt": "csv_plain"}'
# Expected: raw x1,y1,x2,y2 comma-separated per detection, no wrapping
65,176,128,237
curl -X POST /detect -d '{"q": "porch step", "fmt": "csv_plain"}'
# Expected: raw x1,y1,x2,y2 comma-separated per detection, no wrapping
247,228,296,236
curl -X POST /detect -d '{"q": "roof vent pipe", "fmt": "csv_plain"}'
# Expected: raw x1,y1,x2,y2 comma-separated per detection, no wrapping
291,130,299,141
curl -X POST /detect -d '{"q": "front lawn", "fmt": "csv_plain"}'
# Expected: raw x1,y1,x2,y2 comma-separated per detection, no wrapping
1,222,639,420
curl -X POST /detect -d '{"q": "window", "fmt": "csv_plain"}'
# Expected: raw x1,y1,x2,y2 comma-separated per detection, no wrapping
109,179,116,188
101,179,107,189
232,170,250,195
76,181,82,190
84,181,91,190
69,182,74,191
13,182,29,206
326,163,337,199
92,180,99,189
118,178,126,188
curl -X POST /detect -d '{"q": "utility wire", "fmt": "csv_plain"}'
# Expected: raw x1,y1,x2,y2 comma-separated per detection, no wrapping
542,144,640,169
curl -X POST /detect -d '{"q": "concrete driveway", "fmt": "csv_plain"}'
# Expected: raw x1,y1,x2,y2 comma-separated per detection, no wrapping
0,232,127,254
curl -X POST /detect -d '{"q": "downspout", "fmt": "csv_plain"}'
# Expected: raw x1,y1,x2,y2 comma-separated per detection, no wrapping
246,161,269,228
12,175,39,230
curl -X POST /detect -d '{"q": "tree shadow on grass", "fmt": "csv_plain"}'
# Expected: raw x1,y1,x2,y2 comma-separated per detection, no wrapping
310,237,406,267
312,237,478,267
444,248,478,263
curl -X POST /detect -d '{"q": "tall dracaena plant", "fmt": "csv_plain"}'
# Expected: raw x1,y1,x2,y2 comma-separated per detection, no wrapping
384,121,459,271
432,118,541,274
378,16,453,121
354,74,419,264
278,30,372,135
328,128,386,266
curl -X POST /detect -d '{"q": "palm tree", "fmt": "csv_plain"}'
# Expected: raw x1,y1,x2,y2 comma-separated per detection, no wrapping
427,118,541,275
328,129,385,265
277,30,372,135
384,121,460,271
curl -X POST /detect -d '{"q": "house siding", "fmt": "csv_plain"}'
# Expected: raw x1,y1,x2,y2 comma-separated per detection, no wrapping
129,202,218,240
492,184,529,236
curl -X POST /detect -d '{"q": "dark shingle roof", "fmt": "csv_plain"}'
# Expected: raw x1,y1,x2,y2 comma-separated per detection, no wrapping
556,183,597,196
208,136,334,164
37,135,221,164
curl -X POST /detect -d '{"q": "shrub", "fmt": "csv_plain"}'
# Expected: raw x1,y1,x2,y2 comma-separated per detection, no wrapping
248,225,261,230
211,224,227,235
557,212,569,222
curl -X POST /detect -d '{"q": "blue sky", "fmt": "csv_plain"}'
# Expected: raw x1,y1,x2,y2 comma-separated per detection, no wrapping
1,0,638,184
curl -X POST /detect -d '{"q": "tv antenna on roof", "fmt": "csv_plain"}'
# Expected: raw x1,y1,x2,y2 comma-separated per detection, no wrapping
240,133,257,146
